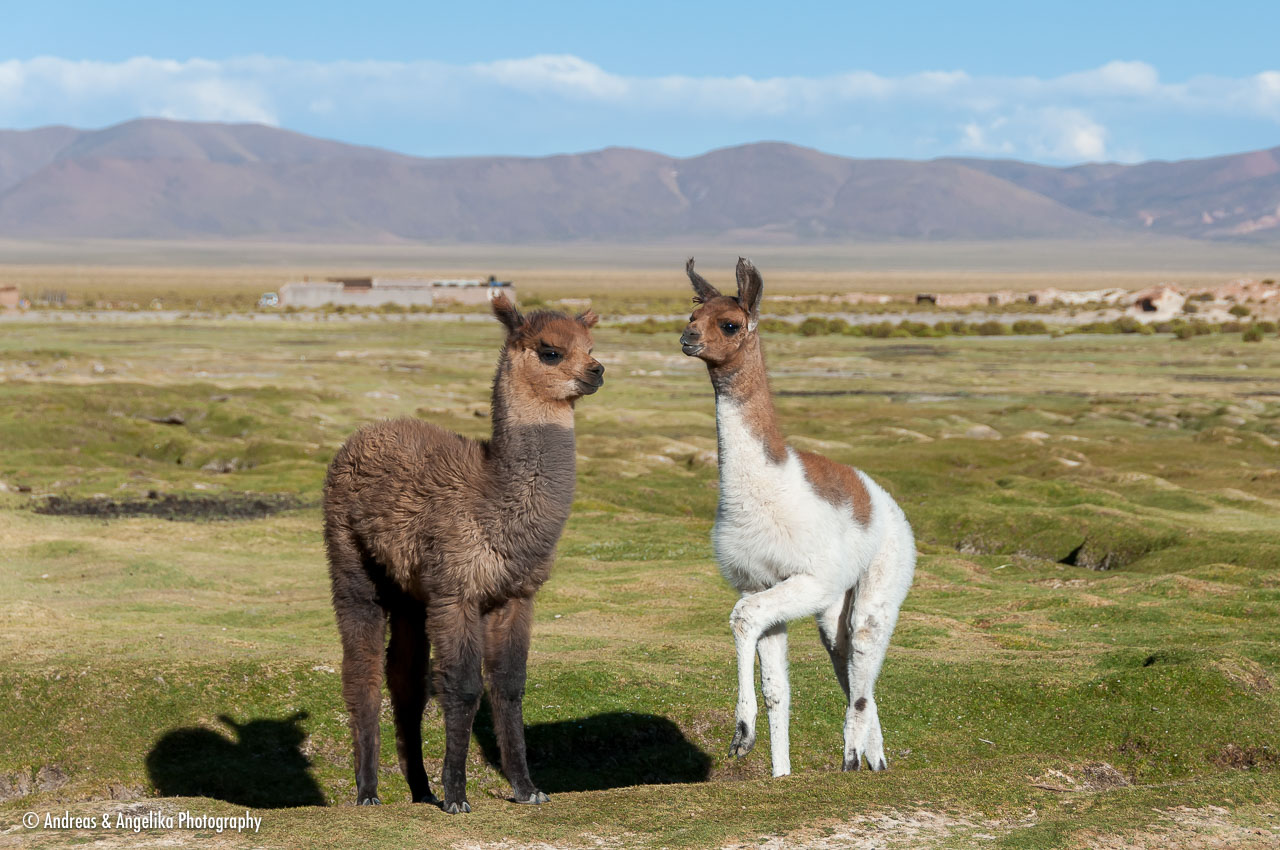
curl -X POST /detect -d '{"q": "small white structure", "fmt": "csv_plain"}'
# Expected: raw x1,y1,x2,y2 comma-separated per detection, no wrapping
277,277,515,309
1127,284,1186,321
430,278,517,306
279,278,435,309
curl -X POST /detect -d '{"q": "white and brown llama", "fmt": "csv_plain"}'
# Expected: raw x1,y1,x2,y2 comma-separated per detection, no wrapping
681,258,916,776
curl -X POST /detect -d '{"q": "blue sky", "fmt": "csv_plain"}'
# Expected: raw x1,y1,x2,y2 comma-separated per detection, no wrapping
2,0,1278,164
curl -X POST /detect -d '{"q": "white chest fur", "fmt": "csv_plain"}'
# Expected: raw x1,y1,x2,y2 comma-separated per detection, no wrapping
712,398,885,595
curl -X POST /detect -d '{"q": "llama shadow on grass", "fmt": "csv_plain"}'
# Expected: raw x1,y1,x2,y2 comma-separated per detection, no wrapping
473,700,712,792
146,711,325,808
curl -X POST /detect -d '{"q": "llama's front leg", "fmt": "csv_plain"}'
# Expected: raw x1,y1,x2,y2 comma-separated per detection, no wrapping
483,595,548,805
729,595,758,758
430,601,485,814
729,575,835,763
757,623,791,776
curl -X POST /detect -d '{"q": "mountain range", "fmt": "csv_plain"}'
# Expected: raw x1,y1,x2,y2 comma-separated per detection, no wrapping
0,119,1277,243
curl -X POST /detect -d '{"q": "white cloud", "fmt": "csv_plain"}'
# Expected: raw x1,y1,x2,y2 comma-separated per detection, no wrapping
1042,108,1108,160
0,56,276,124
1052,60,1160,96
959,108,1112,161
0,55,1275,163
959,118,1013,155
474,54,628,99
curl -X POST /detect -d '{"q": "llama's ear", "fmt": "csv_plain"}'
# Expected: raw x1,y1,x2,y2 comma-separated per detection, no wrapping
735,257,763,330
576,308,600,329
491,291,524,334
686,257,720,302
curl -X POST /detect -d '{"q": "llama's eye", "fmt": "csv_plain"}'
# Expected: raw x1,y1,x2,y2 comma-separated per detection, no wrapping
538,348,563,365
720,321,740,336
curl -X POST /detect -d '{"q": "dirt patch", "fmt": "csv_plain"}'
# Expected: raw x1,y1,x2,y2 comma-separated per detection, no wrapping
1084,805,1280,850
1060,541,1122,570
719,809,1038,849
0,772,31,802
456,837,628,850
1031,761,1130,792
1211,743,1279,770
34,492,305,522
0,764,68,801
1212,657,1274,693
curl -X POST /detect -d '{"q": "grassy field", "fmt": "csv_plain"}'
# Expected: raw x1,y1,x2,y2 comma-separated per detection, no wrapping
1,313,1279,848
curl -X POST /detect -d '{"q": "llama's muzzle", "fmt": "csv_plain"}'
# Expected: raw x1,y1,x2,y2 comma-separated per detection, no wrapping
577,361,604,394
680,329,704,356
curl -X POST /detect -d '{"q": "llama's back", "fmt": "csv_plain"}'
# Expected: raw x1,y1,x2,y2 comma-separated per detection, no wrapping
326,418,484,502
325,418,489,581
857,469,917,599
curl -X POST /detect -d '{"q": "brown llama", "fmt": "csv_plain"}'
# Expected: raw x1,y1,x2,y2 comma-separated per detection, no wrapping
324,293,603,813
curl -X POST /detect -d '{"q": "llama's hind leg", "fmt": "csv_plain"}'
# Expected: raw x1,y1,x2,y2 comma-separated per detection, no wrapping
387,601,437,804
729,575,837,762
483,595,547,804
429,600,485,814
815,588,854,700
843,546,912,772
329,538,387,805
756,623,791,777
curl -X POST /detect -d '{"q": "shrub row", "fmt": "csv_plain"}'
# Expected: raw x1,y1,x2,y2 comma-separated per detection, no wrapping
618,316,1278,341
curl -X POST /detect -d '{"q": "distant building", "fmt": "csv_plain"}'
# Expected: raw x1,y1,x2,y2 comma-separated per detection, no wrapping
0,286,19,310
276,276,515,308
1127,284,1185,320
430,276,517,306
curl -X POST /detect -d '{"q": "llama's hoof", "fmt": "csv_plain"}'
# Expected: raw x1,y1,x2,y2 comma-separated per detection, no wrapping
442,800,471,815
842,752,887,772
514,790,550,805
357,796,382,805
729,721,755,758
413,791,440,804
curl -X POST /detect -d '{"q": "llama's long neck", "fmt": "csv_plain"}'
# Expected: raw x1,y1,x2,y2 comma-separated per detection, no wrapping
709,335,788,466
485,356,578,550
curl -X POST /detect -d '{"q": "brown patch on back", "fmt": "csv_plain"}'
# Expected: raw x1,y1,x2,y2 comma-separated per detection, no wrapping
798,451,873,525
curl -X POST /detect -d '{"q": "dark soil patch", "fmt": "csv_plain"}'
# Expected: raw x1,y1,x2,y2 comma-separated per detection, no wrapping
1211,743,1279,770
35,492,305,521
1059,541,1121,570
865,344,953,358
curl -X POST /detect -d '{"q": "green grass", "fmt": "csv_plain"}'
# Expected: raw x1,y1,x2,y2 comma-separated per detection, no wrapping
1,320,1279,848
